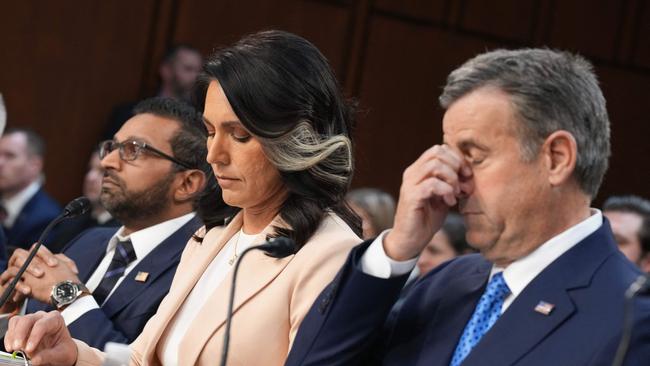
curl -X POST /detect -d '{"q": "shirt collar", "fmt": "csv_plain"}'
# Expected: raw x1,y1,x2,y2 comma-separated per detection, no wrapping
108,212,196,259
492,209,603,297
1,181,41,227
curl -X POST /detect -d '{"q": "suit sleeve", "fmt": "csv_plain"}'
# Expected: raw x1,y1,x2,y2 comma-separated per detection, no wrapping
285,241,409,366
66,308,131,349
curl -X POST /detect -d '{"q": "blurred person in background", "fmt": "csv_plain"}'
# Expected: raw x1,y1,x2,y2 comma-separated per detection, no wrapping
49,150,120,252
103,44,203,140
347,188,396,239
416,212,471,277
0,128,60,252
603,195,650,272
0,94,7,268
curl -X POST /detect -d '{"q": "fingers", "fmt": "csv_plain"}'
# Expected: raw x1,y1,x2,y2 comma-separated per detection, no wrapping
35,246,59,267
5,312,44,352
1,266,31,298
24,311,66,353
403,145,468,193
55,254,78,274
9,249,48,278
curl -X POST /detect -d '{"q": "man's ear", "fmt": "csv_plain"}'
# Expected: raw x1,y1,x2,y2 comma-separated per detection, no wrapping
173,169,206,203
541,130,577,187
27,155,44,178
640,253,650,274
160,63,172,83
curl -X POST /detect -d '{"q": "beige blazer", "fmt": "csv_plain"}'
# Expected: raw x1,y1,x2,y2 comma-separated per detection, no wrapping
75,211,361,365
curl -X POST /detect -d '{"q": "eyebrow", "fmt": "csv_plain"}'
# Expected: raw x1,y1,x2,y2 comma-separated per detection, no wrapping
457,138,489,152
116,135,154,145
201,117,243,129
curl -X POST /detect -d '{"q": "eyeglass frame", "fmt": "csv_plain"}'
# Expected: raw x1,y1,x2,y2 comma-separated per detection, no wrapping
99,139,194,170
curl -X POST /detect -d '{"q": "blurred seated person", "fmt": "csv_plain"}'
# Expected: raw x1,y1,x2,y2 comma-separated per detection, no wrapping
0,97,219,350
103,44,203,140
0,128,60,252
49,149,120,253
603,195,650,272
4,30,362,366
0,93,7,268
416,212,471,277
347,188,396,239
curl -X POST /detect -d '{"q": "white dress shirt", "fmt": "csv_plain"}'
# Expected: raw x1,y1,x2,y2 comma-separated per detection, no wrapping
161,228,260,366
59,212,196,326
361,209,603,313
1,180,40,228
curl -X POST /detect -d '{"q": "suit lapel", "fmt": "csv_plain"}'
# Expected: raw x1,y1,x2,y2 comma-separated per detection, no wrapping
462,222,618,366
178,216,294,366
414,259,490,366
101,217,202,318
143,214,242,360
462,276,576,366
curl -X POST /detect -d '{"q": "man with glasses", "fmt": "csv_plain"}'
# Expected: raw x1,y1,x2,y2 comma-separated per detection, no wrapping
0,97,216,350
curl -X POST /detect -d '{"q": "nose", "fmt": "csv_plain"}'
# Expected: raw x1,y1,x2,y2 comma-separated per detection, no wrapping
457,167,474,199
100,148,121,171
206,133,229,166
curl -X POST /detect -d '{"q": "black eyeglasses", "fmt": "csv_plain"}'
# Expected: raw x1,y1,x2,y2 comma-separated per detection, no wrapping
99,139,193,170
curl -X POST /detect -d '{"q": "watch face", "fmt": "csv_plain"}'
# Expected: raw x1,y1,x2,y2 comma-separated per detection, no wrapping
53,282,78,305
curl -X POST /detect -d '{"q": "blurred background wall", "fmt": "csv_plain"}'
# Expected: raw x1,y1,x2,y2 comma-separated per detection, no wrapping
0,0,648,205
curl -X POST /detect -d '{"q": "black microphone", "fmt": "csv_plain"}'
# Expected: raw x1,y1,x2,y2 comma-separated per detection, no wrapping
611,273,650,366
0,197,91,308
219,237,296,366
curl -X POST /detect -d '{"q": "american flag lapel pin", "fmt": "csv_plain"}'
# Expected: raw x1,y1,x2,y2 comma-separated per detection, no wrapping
135,271,150,282
534,301,555,315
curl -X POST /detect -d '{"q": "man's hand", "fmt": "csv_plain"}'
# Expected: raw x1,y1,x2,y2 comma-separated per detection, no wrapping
0,267,27,314
384,144,472,261
4,311,78,366
9,247,81,304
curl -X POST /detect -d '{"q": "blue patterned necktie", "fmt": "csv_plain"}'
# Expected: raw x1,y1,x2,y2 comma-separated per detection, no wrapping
449,272,511,366
93,238,137,305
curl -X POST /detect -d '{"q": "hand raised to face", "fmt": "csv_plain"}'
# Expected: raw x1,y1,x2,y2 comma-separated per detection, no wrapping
384,144,472,261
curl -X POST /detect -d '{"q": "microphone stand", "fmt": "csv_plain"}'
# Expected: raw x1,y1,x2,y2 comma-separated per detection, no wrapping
611,274,649,366
0,197,90,308
219,238,295,366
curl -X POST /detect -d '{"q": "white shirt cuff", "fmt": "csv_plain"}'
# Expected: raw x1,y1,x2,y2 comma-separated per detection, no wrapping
60,295,100,326
360,230,418,279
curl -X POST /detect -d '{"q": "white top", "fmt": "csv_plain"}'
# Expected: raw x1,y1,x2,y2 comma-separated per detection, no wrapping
1,180,40,228
161,228,260,366
361,209,603,313
58,212,196,325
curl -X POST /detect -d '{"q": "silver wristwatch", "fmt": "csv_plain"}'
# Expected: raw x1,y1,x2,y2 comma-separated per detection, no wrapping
50,280,91,309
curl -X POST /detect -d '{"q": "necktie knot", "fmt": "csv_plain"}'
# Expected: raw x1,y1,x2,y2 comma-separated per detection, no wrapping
485,272,511,300
114,239,137,265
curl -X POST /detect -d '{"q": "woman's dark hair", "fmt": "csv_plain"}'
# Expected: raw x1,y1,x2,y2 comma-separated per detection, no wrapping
195,30,361,253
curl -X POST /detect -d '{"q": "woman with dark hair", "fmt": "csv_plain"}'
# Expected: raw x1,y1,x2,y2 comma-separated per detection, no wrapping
4,30,362,366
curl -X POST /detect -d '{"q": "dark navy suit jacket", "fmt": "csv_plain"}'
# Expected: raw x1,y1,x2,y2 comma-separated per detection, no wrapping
3,188,61,250
286,220,650,366
26,216,202,350
0,229,6,270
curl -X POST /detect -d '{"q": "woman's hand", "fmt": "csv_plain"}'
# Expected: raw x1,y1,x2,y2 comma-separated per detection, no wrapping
4,311,78,366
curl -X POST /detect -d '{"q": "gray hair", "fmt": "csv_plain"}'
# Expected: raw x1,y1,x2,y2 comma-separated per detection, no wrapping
347,188,396,234
258,121,353,186
439,48,610,198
